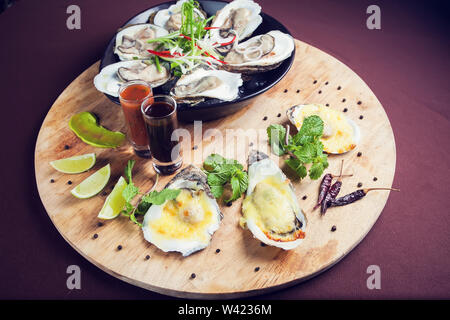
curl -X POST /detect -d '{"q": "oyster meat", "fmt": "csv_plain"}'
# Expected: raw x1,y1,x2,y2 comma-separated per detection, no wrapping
223,30,295,74
171,68,243,103
114,24,168,61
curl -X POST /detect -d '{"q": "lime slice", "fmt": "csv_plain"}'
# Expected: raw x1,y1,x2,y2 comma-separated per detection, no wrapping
70,164,111,199
97,176,127,220
50,153,96,174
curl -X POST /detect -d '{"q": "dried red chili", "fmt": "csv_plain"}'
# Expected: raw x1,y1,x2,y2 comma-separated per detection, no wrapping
318,160,352,215
330,188,399,207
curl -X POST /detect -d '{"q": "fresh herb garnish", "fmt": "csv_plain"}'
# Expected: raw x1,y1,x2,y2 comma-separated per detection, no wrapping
145,0,226,75
203,154,248,202
121,160,180,226
267,115,329,180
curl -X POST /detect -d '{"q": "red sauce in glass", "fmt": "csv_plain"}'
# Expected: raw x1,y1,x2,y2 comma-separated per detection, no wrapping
119,84,152,147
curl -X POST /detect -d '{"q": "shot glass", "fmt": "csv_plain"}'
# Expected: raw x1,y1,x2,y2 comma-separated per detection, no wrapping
118,80,152,158
141,95,182,175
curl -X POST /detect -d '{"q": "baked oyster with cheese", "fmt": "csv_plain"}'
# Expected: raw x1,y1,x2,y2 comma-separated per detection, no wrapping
142,165,223,257
240,150,306,249
287,104,361,154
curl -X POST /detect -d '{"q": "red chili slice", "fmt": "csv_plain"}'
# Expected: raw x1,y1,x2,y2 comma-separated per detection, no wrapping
219,34,236,47
179,34,227,64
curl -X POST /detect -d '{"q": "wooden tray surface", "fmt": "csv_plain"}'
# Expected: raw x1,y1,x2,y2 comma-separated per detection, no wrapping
35,39,396,299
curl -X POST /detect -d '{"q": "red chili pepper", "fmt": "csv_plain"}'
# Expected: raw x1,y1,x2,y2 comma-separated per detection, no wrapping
204,27,219,30
330,188,400,207
203,51,227,64
219,34,236,47
179,34,227,64
147,49,174,58
180,34,192,41
313,174,332,210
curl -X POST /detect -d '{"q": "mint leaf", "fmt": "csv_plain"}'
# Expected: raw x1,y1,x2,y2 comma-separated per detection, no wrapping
292,133,314,146
136,200,151,215
203,154,248,202
121,202,134,216
209,184,224,198
314,153,329,169
122,183,139,203
203,154,226,172
267,114,328,181
227,170,248,202
267,124,286,156
236,170,248,194
228,175,241,202
141,188,181,206
285,157,307,179
309,162,325,180
298,115,324,137
293,143,316,164
207,172,228,186
313,140,325,157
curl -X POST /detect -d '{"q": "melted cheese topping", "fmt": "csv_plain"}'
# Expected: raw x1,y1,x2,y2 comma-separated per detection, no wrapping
294,104,356,154
148,189,215,243
241,176,298,236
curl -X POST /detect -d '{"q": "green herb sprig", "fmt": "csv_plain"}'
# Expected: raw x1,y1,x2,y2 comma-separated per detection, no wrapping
203,154,248,203
121,160,180,226
267,115,329,180
146,0,216,75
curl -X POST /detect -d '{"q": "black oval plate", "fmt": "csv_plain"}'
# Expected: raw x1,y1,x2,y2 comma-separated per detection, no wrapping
100,0,295,122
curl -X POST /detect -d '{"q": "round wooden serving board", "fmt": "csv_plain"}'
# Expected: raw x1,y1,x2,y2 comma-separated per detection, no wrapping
35,39,396,299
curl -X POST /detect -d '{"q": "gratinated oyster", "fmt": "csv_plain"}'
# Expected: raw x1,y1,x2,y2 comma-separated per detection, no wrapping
240,150,306,250
142,165,222,257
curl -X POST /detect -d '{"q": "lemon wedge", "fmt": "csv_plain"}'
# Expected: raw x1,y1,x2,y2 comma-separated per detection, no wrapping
70,164,110,199
97,176,127,219
50,153,96,174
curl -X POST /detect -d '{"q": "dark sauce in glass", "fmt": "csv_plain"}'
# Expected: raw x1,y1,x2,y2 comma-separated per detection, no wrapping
143,101,180,163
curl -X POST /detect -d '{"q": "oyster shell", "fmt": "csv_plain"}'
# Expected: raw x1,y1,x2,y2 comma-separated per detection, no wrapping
171,68,243,103
94,60,171,97
223,30,295,74
150,0,206,32
114,24,168,61
209,0,262,50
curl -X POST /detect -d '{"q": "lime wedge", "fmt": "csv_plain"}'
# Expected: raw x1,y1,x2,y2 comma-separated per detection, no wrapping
70,164,111,199
50,153,96,174
97,176,127,220
69,112,125,148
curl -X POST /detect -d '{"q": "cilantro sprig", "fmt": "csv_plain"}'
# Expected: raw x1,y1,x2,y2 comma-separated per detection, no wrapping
121,160,180,226
267,115,329,180
203,154,248,203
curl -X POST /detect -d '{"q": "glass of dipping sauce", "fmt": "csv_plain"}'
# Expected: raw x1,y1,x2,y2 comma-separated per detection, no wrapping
141,95,182,175
118,80,152,158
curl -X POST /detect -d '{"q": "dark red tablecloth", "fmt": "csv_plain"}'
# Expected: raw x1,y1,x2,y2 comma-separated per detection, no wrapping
0,0,448,299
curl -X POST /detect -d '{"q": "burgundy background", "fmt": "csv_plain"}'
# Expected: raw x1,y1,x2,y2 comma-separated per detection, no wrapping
0,0,449,299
